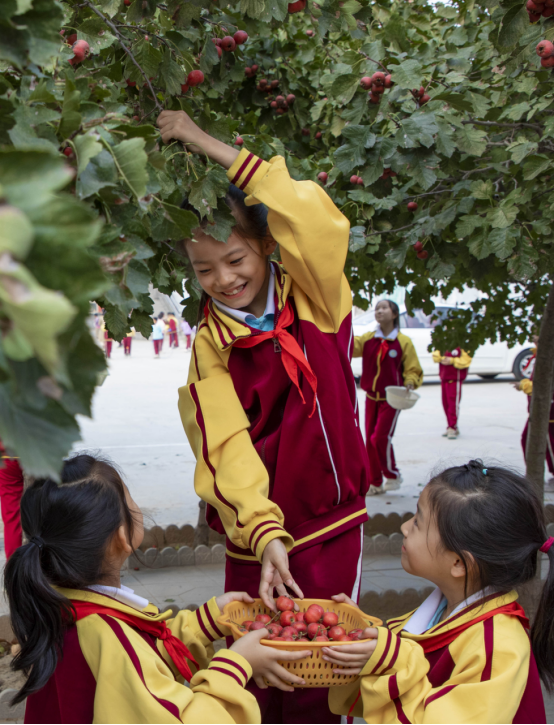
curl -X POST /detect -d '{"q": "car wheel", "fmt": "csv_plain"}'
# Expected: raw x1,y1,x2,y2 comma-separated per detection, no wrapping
477,374,498,380
513,349,534,381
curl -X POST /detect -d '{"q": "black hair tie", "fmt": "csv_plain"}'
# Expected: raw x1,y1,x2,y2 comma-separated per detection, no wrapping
30,536,45,551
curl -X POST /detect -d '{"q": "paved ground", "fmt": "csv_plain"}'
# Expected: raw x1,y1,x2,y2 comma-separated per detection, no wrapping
76,337,553,527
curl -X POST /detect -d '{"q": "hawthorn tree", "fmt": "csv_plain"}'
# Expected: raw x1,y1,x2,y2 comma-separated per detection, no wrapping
1,0,553,487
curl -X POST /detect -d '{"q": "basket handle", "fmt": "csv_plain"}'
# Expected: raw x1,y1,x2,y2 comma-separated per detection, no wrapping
360,612,382,628
216,611,233,630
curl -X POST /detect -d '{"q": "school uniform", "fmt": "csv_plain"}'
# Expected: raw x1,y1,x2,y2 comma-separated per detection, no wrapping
179,148,370,723
432,348,472,433
520,377,554,475
122,327,134,355
330,588,545,724
152,319,165,356
181,320,193,349
353,328,422,491
0,443,23,558
168,317,179,348
25,586,259,724
102,327,112,358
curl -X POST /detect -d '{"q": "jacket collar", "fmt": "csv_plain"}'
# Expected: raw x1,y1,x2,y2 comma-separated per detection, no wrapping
387,589,518,640
205,262,291,351
57,586,167,621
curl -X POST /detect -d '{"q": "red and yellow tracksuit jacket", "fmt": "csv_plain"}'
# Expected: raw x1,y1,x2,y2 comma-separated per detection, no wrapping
520,378,554,419
179,148,369,564
432,348,472,383
329,590,545,724
353,331,423,401
25,588,260,724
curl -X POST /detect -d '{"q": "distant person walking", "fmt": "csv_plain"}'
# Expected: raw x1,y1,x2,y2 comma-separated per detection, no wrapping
167,313,179,348
432,347,472,439
152,313,165,357
102,322,113,359
122,328,134,356
181,319,192,350
0,442,24,558
354,299,423,496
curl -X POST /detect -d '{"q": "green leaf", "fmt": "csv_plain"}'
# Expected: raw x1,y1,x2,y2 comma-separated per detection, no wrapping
103,304,129,341
487,206,518,229
349,225,366,252
456,214,485,238
161,202,198,238
396,113,438,149
427,256,455,279
522,155,552,180
489,228,517,259
0,149,72,211
130,309,154,338
330,74,360,105
77,147,118,198
498,6,529,50
160,48,185,96
0,206,34,259
431,92,473,112
507,139,537,164
470,179,493,200
209,205,235,243
456,126,487,156
334,126,376,173
467,230,492,260
59,80,81,140
74,132,103,175
390,59,423,90
111,138,148,199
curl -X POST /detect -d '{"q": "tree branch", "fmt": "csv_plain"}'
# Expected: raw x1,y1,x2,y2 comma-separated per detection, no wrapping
114,24,171,48
83,0,163,111
356,50,389,73
462,118,543,135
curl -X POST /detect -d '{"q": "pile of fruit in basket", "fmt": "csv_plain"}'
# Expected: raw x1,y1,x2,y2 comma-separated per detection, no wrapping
236,596,367,642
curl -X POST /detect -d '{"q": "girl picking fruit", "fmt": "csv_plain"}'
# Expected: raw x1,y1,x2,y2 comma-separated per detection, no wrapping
324,461,553,723
353,299,422,495
157,108,370,723
5,453,310,722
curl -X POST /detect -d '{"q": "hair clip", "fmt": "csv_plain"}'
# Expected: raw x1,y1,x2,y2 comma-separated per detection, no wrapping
482,469,488,475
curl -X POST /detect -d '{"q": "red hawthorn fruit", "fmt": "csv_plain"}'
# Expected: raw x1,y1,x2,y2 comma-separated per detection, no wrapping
314,635,330,641
356,177,364,185
335,635,352,642
271,79,279,88
144,35,149,41
181,84,189,93
543,6,554,14
301,127,310,137
413,241,424,252
360,76,372,89
63,146,73,157
288,0,307,12
270,100,278,108
126,79,136,87
187,70,204,86
275,95,286,107
305,604,324,622
527,0,544,10
418,86,425,97
293,611,305,622
371,83,384,94
243,621,253,631
59,29,65,36
417,250,429,260
211,38,218,45
267,623,283,636
66,33,77,45
529,11,542,21
348,629,364,640
71,39,90,63
220,36,236,52
541,55,554,67
307,623,326,638
234,30,248,45
315,131,322,139
286,93,296,104
291,621,308,634
322,612,339,628
407,201,418,211
281,626,297,638
276,596,295,612
133,115,140,121
384,74,392,87
124,0,131,5
216,46,222,57
245,67,253,77
250,621,267,631
536,40,554,56
235,136,244,146
420,94,430,104
255,613,272,624
275,108,285,115
317,171,328,183
350,175,360,184
372,71,386,85
328,626,347,641
369,93,381,104
259,78,268,87
252,64,259,72
306,29,315,36
280,611,296,627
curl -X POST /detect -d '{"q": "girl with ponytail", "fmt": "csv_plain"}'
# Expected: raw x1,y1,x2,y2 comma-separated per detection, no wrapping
327,460,553,723
5,453,308,723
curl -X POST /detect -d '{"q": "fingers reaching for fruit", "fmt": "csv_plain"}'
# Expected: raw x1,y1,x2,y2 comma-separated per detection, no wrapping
230,629,310,691
215,591,255,612
331,592,357,608
259,539,304,610
322,628,379,674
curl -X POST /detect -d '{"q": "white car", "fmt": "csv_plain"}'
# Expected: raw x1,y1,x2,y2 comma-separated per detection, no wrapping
351,306,534,381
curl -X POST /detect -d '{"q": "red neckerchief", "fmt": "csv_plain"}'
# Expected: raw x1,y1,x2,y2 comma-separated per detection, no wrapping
71,600,199,681
206,298,318,417
416,600,529,653
347,600,528,716
378,338,390,362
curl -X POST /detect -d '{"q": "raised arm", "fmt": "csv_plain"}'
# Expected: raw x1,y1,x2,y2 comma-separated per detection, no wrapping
157,111,350,332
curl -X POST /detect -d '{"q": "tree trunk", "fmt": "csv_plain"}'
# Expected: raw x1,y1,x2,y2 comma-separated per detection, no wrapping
526,281,554,499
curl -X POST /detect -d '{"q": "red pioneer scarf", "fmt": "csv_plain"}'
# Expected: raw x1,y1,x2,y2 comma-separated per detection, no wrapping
208,298,318,417
71,600,199,681
378,339,390,362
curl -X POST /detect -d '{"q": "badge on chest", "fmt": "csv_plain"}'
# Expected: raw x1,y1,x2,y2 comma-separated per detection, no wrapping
389,349,398,358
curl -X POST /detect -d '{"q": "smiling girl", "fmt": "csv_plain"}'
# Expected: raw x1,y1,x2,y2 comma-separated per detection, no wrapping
157,109,370,723
326,460,553,723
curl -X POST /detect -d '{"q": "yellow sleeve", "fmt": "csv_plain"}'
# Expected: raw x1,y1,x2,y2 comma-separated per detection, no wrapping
178,327,293,562
431,350,443,364
353,331,375,358
452,350,472,370
227,148,351,333
398,334,423,389
78,615,260,724
330,616,530,724
520,379,533,396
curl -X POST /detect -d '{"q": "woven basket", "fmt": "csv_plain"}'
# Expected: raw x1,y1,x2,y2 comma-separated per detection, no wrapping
217,598,382,688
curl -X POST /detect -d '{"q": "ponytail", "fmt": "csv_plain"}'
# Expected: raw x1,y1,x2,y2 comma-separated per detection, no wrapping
4,455,137,705
531,540,554,691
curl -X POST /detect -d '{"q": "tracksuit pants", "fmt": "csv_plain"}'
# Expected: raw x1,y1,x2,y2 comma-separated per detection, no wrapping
169,332,179,348
225,525,363,724
0,459,24,558
441,378,463,429
104,340,112,358
365,397,401,487
122,337,132,354
153,339,163,355
522,420,554,475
